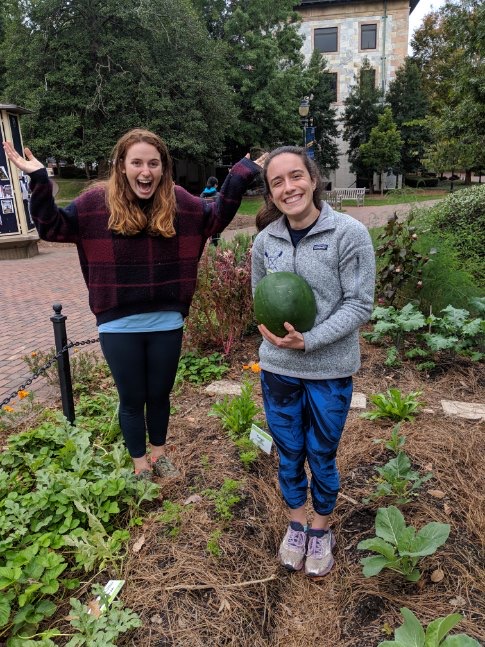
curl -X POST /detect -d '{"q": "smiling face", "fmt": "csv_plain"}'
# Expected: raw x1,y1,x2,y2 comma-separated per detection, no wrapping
266,153,320,229
121,142,163,200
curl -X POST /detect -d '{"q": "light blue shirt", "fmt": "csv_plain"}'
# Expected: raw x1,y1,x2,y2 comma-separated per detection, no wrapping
98,311,183,333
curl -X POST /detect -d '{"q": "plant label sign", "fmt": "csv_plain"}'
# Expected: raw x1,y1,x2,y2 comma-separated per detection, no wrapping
250,424,273,454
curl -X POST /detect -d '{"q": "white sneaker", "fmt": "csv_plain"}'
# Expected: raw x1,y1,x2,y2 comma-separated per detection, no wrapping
278,522,307,571
304,529,336,577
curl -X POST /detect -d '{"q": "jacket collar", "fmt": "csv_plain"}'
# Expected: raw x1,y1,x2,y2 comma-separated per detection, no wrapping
267,201,337,239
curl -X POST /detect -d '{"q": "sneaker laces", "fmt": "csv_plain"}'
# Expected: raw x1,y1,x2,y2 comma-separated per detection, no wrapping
307,535,326,558
287,527,306,549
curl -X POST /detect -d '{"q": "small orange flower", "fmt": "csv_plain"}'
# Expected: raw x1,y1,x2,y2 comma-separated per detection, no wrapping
18,390,30,400
31,352,37,357
2,405,14,413
242,364,250,370
250,363,261,373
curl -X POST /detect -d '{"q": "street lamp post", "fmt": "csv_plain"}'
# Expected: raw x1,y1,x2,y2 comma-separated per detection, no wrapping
298,97,315,159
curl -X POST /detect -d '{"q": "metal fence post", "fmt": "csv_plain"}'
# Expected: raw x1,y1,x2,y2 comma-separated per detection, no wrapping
50,303,75,423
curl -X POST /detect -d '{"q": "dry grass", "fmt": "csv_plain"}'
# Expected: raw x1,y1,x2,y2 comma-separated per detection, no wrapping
117,336,484,646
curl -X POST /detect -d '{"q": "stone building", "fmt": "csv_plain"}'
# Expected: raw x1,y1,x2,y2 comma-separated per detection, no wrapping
296,0,420,188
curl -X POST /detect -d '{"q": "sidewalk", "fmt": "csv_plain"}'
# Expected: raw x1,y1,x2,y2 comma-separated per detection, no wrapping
0,199,441,405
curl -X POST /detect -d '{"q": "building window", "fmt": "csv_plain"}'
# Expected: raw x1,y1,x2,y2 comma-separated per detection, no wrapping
360,67,376,88
315,27,338,53
361,24,377,50
323,72,338,103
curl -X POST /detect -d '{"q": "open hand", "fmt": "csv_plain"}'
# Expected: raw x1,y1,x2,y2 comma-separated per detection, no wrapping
245,151,269,168
258,322,305,350
2,141,44,174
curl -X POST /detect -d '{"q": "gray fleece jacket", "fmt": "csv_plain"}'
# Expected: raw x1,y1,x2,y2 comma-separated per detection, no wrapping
251,202,376,380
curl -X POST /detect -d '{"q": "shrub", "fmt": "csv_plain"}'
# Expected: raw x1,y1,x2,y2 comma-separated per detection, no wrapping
409,224,481,313
430,185,485,287
184,236,254,355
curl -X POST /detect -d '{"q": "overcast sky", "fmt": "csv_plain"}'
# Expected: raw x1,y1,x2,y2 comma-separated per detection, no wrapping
408,0,448,54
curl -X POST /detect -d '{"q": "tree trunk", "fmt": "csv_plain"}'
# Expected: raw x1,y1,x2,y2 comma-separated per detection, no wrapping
464,169,472,185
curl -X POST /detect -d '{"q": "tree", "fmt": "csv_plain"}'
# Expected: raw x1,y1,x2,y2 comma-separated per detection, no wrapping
411,0,485,182
1,0,236,169
386,58,429,174
342,58,383,187
193,0,314,160
360,108,402,194
306,50,339,175
422,115,477,192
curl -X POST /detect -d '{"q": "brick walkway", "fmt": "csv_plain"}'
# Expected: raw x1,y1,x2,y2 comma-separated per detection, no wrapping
0,199,441,405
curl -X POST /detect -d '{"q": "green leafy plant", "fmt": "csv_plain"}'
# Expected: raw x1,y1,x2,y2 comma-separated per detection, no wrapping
364,452,432,504
65,584,141,646
206,530,223,558
184,239,254,354
157,500,184,538
362,388,424,422
203,479,242,522
375,423,407,455
175,352,229,386
423,306,484,361
385,346,402,367
363,303,426,351
374,212,432,304
0,414,159,641
234,437,259,470
378,607,481,646
358,506,450,581
209,380,262,441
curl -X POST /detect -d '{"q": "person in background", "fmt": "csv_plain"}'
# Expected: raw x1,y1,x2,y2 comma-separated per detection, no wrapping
4,129,264,479
200,176,221,245
251,145,375,577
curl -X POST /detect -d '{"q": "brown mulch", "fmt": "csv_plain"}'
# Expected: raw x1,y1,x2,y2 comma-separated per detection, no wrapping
115,335,484,647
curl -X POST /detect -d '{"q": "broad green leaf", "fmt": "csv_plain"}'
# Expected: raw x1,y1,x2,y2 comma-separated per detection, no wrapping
425,614,462,645
424,334,459,352
440,635,481,646
394,607,425,647
376,506,406,545
401,523,450,557
357,537,396,560
361,555,394,577
0,596,11,627
405,569,421,582
378,642,407,647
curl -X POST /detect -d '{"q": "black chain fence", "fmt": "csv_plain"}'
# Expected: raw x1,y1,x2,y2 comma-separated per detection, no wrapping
1,337,99,409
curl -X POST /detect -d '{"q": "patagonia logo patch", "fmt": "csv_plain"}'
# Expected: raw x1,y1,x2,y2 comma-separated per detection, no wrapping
313,243,328,250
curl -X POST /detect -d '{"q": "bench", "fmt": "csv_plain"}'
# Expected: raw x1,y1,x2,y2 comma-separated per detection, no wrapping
334,187,366,206
322,190,342,210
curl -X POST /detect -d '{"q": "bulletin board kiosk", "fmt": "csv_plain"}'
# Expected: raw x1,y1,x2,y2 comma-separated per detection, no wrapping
0,104,38,259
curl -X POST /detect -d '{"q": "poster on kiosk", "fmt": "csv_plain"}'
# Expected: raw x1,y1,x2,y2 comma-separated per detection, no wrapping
0,105,35,236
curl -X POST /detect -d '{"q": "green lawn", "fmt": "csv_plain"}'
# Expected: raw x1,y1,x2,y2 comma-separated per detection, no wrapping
54,177,90,205
52,181,451,210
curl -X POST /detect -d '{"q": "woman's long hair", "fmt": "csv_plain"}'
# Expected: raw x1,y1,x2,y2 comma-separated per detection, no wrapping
104,128,176,237
255,146,324,232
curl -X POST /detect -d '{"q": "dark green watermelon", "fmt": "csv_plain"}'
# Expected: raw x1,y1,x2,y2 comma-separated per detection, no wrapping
254,272,316,337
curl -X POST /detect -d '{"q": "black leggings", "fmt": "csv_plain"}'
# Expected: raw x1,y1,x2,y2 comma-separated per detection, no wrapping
99,328,183,458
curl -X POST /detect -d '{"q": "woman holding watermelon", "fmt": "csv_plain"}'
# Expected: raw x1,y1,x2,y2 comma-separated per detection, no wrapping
3,129,264,479
252,146,375,577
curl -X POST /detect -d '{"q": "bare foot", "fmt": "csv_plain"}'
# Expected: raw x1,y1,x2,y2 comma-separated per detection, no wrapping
149,444,166,462
132,455,151,474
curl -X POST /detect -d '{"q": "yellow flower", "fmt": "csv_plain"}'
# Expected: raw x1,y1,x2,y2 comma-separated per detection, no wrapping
2,405,14,413
243,362,261,373
18,390,30,400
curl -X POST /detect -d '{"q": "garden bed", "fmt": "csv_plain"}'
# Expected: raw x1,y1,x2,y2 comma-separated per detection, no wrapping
110,334,484,646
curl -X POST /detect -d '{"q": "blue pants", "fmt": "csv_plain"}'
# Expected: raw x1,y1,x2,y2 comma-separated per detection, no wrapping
100,329,183,458
261,370,353,516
